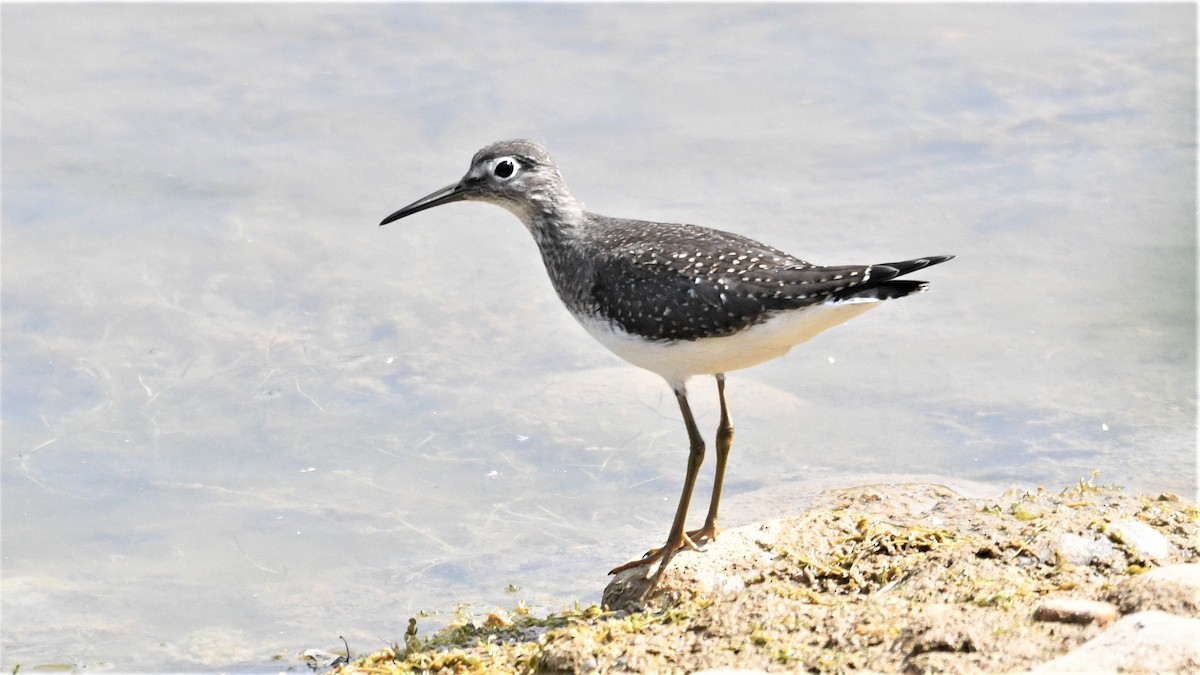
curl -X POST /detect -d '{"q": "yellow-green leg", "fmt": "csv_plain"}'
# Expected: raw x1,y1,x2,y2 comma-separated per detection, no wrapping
689,373,733,543
609,383,707,584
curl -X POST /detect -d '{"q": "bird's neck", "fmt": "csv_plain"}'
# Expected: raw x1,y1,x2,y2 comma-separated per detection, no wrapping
508,194,600,318
514,190,588,251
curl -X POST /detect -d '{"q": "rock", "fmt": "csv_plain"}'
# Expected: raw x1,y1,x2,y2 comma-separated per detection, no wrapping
1033,598,1118,626
1106,519,1171,561
1054,531,1118,566
1108,563,1200,618
900,603,983,655
339,483,1200,675
540,633,599,673
302,647,347,669
603,519,782,610
1029,611,1200,673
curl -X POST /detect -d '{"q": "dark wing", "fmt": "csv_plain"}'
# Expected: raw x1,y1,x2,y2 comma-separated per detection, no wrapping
585,219,951,341
589,248,767,341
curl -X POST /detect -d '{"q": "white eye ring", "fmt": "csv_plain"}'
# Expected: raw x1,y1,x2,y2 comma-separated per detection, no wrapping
491,157,519,180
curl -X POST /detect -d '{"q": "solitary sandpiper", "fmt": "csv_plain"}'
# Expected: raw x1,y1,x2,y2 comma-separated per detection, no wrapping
381,139,953,596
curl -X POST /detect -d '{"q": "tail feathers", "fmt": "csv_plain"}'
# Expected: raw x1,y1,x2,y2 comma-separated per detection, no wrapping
833,279,928,303
832,255,953,303
878,255,955,278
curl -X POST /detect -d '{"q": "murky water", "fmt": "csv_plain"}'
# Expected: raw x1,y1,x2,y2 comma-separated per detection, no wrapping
2,4,1195,672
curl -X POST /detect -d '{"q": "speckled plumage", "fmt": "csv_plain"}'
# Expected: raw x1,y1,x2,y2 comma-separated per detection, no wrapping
565,216,916,342
387,140,950,358
380,139,953,597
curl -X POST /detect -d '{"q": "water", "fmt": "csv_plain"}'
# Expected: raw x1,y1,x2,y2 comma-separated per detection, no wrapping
2,4,1195,672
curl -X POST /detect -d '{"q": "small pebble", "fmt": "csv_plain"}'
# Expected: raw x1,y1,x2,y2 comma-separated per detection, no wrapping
1034,598,1118,626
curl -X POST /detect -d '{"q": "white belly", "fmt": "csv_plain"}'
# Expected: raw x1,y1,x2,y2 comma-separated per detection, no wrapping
577,300,881,388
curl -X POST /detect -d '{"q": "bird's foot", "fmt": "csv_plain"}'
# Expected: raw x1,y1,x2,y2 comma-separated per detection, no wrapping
608,531,700,575
686,522,720,545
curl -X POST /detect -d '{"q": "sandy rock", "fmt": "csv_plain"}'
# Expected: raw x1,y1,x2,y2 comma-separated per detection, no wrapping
603,519,783,610
899,603,984,655
1108,563,1200,618
1028,611,1200,673
339,483,1200,675
604,484,966,610
540,636,599,674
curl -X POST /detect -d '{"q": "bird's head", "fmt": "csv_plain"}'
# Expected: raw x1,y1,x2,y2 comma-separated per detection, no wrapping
380,139,578,227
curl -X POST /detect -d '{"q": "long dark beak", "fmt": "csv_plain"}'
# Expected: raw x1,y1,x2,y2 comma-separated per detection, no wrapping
380,181,471,226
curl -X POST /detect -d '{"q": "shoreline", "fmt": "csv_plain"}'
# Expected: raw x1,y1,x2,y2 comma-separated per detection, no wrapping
333,479,1199,674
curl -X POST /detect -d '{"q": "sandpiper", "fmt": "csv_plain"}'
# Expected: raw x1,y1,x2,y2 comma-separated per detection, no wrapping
381,139,953,596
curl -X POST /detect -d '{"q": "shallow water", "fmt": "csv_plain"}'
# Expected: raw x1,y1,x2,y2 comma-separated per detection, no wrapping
2,4,1195,672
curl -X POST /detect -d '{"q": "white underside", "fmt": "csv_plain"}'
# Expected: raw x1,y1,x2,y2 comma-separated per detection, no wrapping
578,299,882,389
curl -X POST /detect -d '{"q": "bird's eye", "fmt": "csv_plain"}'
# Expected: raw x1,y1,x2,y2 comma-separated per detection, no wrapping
492,158,518,180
